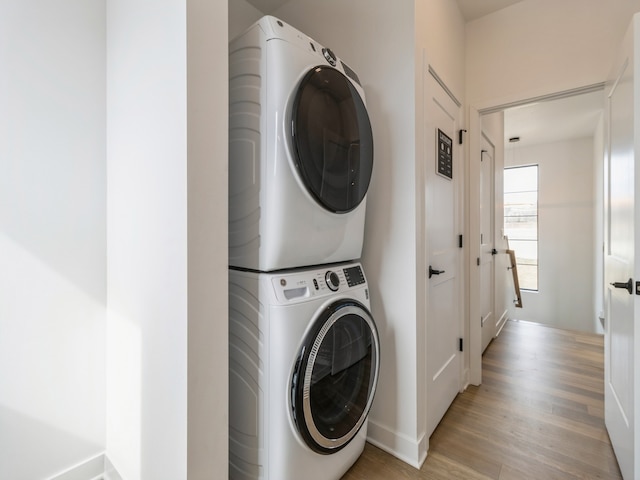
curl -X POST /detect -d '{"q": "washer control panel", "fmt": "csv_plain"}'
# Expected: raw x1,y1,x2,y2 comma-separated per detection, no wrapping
271,263,366,303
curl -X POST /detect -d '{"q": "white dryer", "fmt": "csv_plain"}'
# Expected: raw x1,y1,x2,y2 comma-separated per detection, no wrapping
229,262,380,480
229,16,374,271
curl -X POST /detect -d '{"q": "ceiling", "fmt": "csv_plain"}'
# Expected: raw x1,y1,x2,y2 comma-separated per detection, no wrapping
244,0,287,13
245,0,525,21
504,90,604,148
456,0,524,21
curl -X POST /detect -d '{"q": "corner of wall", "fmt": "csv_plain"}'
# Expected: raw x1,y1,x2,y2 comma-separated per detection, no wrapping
47,454,106,480
366,420,426,470
103,455,124,480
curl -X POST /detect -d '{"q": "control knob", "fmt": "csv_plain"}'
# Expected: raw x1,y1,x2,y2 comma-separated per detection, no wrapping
322,47,337,66
325,270,340,291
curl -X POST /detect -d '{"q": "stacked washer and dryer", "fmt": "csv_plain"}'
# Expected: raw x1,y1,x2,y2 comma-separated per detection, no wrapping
228,16,380,480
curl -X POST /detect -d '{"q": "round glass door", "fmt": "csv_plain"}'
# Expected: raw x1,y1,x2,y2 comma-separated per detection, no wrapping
290,300,380,454
291,66,374,213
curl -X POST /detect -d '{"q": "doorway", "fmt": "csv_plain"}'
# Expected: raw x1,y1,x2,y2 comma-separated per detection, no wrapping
502,90,604,332
468,86,606,385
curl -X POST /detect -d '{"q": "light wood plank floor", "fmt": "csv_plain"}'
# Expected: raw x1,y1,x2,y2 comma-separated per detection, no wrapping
342,320,622,479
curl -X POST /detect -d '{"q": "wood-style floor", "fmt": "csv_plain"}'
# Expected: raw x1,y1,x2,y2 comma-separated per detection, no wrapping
342,320,622,479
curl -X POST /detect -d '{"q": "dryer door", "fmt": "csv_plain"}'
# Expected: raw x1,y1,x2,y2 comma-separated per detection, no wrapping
291,299,380,454
291,66,374,213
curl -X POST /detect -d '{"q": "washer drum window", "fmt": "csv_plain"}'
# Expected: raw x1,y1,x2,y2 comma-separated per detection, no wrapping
290,300,380,454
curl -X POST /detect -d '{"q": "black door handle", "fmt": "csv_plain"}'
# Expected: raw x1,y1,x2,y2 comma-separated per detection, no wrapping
491,248,498,255
429,266,445,279
610,278,633,295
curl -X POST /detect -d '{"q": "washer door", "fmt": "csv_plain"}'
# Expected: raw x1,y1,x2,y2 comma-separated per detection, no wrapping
291,66,374,213
291,300,380,454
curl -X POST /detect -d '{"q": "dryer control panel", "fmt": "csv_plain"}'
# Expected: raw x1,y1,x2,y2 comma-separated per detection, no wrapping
271,263,367,304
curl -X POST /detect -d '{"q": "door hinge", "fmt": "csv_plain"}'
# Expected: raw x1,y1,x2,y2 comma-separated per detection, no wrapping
477,257,480,266
458,234,463,248
458,338,463,352
458,129,467,145
636,281,640,295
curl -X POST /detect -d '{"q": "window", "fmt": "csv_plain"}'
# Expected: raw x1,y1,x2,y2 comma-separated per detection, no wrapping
504,165,538,291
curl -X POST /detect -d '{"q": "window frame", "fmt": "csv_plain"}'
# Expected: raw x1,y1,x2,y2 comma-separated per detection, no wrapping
503,164,539,292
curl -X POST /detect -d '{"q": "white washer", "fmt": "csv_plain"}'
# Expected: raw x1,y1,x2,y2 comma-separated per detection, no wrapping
229,16,374,271
229,262,380,480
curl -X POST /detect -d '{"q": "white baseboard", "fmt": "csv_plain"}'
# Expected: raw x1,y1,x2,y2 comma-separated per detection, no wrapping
461,367,470,391
103,456,123,480
495,310,509,336
366,419,426,469
47,454,105,480
46,453,124,480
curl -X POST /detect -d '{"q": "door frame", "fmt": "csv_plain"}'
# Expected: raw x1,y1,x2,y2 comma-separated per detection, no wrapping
480,133,497,353
466,83,605,385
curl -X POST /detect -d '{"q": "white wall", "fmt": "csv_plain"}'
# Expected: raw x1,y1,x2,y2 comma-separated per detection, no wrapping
0,2,107,479
416,0,465,104
107,0,229,477
505,137,596,333
186,0,229,477
229,0,263,39
466,0,640,107
106,2,189,478
0,0,230,478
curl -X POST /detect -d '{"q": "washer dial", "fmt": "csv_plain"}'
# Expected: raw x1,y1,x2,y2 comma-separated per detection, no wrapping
325,271,340,291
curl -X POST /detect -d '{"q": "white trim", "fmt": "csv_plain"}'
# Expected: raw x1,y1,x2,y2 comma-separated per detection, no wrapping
461,367,470,391
44,453,125,480
47,454,105,480
103,456,124,480
473,82,605,115
428,66,462,107
495,310,509,336
467,106,482,386
366,419,426,469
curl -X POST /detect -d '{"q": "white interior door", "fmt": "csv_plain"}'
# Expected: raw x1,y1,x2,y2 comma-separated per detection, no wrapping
604,16,638,480
425,70,462,438
479,136,496,353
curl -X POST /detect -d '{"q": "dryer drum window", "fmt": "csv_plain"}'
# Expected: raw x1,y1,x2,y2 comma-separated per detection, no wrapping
292,66,374,213
291,301,380,454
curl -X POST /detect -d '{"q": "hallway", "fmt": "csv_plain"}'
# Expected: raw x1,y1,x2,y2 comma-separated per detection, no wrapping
342,320,622,479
